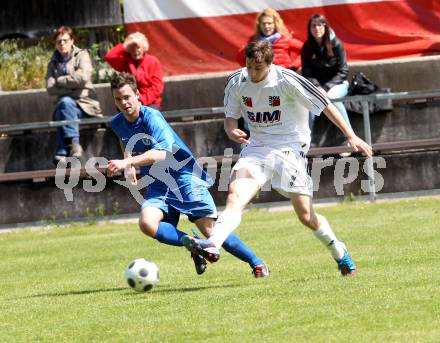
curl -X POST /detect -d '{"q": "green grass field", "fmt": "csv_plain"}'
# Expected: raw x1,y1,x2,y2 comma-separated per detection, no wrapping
1,198,439,342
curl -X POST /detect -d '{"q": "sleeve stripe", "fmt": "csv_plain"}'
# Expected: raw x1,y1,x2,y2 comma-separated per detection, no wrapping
282,69,329,105
225,70,241,84
281,70,330,109
224,71,241,109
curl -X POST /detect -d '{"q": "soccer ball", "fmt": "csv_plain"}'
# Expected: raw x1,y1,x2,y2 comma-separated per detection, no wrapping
124,258,159,292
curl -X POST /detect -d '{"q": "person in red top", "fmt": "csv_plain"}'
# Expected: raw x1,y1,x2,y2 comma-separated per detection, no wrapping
236,8,302,71
105,32,164,108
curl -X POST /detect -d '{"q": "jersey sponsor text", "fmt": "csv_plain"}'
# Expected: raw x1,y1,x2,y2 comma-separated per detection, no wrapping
247,110,281,124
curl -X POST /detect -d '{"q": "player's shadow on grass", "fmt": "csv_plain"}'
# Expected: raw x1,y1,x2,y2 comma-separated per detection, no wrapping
16,283,241,299
152,283,242,294
17,287,128,299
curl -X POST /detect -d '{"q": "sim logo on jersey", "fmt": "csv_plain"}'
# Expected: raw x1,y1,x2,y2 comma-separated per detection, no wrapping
242,96,253,107
269,96,280,106
247,110,281,123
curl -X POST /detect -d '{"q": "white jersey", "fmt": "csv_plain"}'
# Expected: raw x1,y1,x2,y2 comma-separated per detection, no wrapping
224,64,330,150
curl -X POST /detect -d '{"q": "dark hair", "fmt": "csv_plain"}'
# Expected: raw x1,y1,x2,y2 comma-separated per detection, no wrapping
110,72,138,93
53,26,75,42
244,40,274,65
306,13,334,58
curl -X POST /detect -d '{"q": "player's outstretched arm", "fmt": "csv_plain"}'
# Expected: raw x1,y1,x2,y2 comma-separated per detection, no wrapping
224,117,250,144
323,103,373,157
107,150,167,177
123,151,138,185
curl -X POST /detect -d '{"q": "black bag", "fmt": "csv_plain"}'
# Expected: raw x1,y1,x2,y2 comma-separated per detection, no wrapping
346,72,393,115
349,72,379,95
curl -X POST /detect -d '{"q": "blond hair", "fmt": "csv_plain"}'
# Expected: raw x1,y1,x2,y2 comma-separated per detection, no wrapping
123,32,149,52
254,8,290,38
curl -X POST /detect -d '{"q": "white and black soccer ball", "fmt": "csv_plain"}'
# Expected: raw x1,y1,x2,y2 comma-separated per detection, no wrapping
124,258,159,292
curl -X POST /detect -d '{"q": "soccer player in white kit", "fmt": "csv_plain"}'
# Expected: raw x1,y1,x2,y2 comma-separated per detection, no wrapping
183,40,372,276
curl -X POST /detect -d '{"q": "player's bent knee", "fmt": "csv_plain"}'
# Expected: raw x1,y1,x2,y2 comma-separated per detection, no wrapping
138,219,158,238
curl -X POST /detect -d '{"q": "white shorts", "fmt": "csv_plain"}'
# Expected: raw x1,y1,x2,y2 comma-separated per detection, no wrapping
232,145,313,198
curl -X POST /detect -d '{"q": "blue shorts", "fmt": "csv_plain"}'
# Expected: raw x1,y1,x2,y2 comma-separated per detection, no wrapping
141,185,217,227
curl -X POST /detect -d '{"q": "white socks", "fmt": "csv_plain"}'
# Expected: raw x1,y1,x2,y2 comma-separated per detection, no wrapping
209,210,346,260
208,209,242,249
313,214,345,260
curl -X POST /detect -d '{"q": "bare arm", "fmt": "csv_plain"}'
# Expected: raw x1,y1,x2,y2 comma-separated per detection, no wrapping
224,117,250,144
121,142,137,185
323,103,373,156
107,149,167,177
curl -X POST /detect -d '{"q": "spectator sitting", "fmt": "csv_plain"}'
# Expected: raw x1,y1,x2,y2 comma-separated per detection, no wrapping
236,8,302,71
105,32,164,109
46,26,103,164
301,13,352,147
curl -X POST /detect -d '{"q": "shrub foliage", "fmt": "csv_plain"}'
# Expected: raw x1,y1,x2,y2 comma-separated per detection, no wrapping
0,39,114,91
0,40,52,91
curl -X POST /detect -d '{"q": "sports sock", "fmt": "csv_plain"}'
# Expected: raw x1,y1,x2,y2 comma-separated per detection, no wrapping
222,234,262,268
313,214,345,260
154,221,185,247
208,209,242,249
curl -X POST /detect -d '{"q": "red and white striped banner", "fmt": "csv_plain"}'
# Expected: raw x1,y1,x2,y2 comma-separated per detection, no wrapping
124,0,440,76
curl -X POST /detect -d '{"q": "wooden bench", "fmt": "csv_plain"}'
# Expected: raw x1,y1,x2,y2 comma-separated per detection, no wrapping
0,107,226,135
1,88,439,202
1,89,439,135
1,137,439,183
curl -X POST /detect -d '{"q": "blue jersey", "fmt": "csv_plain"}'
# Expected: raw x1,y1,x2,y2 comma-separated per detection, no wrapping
111,106,213,203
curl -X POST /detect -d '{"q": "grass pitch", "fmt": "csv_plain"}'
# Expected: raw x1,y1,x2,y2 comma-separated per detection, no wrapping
0,198,439,342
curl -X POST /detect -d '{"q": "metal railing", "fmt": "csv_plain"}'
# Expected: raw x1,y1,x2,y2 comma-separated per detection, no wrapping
335,89,440,201
1,89,439,133
0,107,226,134
1,89,440,202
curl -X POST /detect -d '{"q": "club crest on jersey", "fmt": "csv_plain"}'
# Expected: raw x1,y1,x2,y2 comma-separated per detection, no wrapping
269,96,280,106
242,96,253,107
142,136,152,145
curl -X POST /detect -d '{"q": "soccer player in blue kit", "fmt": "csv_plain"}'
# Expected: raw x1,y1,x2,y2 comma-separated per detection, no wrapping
183,40,373,276
107,72,269,277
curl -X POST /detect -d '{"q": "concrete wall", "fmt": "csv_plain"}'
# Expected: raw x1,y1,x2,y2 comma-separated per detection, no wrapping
1,150,439,225
347,56,440,91
2,100,440,173
1,56,440,225
1,55,440,173
1,56,440,125
0,120,239,172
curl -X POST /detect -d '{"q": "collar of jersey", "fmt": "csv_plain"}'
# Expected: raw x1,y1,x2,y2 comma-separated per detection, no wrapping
124,110,143,129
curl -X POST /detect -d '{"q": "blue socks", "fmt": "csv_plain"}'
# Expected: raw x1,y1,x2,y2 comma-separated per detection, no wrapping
222,234,262,268
155,222,262,268
155,222,185,247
